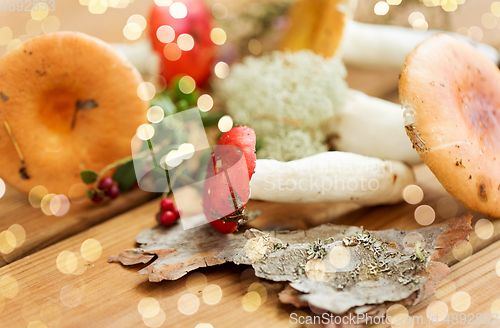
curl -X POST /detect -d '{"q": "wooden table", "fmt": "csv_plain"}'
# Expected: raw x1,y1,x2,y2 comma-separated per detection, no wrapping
1,1,500,327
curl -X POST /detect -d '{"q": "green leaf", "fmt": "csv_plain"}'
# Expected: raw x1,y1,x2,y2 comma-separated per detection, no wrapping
86,189,96,199
151,92,176,116
112,161,137,192
80,170,99,184
201,112,224,128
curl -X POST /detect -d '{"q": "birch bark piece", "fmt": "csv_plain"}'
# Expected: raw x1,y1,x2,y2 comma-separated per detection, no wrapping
110,213,472,314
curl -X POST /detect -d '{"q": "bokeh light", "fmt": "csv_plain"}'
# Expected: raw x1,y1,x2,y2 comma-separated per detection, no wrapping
481,13,497,29
60,285,82,308
329,245,351,269
138,297,161,318
242,291,261,312
178,143,195,160
81,239,102,262
143,308,166,328
412,19,429,31
212,3,228,19
177,293,199,315
0,27,13,46
170,2,187,19
491,299,500,317
467,26,483,41
475,218,494,240
42,16,61,34
218,115,233,133
248,282,267,304
452,241,472,262
197,94,214,112
0,231,17,254
27,321,47,328
88,0,108,14
163,43,182,61
128,14,147,31
40,193,56,216
137,82,156,101
68,184,88,204
157,25,175,43
210,28,226,45
450,291,471,312
374,1,389,15
148,106,165,123
304,259,326,281
50,195,70,216
155,0,173,6
214,62,230,79
123,23,142,41
186,272,207,293
414,205,435,226
0,275,19,299
493,2,500,16
195,324,214,328
26,19,42,37
248,39,262,55
29,186,49,208
178,75,196,94
402,185,424,204
426,301,448,322
31,4,49,20
408,12,425,25
177,33,194,51
386,304,408,325
202,284,222,305
8,224,25,248
436,196,458,218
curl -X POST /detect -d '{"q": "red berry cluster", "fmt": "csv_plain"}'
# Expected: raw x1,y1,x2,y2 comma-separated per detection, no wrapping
156,198,181,226
92,176,120,203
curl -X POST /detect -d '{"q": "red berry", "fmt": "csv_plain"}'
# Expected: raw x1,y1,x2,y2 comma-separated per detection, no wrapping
160,210,177,226
155,212,162,224
160,198,175,212
209,219,238,234
173,207,181,219
107,185,120,199
99,176,114,191
91,193,103,203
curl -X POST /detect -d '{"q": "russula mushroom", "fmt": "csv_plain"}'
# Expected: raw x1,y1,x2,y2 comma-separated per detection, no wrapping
250,151,415,205
324,89,422,164
0,32,148,197
399,34,500,217
281,0,499,67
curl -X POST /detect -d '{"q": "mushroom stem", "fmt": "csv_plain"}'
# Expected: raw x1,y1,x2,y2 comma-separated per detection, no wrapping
324,89,422,164
250,151,414,205
3,120,29,179
342,21,499,69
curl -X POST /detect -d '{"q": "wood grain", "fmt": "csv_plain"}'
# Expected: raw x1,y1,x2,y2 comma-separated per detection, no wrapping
0,186,156,267
1,164,499,328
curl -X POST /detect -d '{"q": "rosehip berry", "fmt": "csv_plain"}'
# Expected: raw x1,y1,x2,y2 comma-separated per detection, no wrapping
160,210,177,226
108,185,120,199
160,198,175,212
99,176,114,191
91,193,103,203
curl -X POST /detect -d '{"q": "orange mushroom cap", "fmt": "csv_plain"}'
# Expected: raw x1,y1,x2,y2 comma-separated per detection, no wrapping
0,32,148,197
399,34,500,217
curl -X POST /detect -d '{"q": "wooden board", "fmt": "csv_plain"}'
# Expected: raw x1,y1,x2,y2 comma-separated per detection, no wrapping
0,186,156,267
1,165,499,328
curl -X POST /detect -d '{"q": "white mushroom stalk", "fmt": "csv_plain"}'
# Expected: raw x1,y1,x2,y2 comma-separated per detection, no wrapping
250,151,414,204
325,89,422,164
342,21,499,69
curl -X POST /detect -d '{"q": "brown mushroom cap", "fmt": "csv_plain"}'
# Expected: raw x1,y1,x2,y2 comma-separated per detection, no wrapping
400,34,500,217
0,32,148,197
